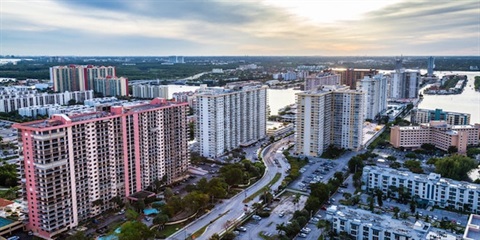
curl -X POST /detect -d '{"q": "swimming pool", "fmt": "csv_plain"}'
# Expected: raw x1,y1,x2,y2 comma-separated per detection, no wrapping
0,217,14,227
97,227,121,240
143,208,159,215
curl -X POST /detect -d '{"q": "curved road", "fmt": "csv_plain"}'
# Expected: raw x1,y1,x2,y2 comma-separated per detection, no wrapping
168,136,293,240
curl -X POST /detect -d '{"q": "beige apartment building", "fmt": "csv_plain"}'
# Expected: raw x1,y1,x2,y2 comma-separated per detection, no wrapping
390,121,480,154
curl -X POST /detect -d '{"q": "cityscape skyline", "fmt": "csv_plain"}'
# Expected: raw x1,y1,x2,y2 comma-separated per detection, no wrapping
1,0,479,56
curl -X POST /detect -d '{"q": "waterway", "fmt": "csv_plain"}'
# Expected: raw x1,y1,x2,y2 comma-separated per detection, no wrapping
166,70,479,120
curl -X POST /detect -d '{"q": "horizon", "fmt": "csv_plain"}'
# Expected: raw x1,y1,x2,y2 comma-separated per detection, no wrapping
1,0,479,56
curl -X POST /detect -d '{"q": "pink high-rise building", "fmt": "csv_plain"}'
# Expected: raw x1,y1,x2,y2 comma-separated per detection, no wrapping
13,98,189,239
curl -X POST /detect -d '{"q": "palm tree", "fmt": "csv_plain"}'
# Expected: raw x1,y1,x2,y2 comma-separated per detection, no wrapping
276,222,287,236
293,194,300,210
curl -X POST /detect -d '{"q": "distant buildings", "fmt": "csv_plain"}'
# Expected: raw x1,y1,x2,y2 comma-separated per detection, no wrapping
273,71,297,81
18,104,95,117
359,74,388,120
168,56,185,64
131,84,168,99
411,108,471,125
326,205,457,240
363,165,480,214
295,85,364,157
195,83,267,158
0,89,93,112
14,98,189,239
50,65,116,92
427,56,435,77
304,73,341,91
331,68,378,90
172,91,195,106
390,121,480,154
93,76,129,97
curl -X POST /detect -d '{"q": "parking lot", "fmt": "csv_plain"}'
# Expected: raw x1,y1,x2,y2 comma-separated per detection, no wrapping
235,193,309,240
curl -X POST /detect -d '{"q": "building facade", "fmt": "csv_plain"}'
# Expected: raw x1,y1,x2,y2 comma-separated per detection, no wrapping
389,69,420,99
93,77,129,97
331,68,378,90
50,65,116,92
390,121,480,154
295,85,364,157
363,166,480,214
132,84,168,99
0,90,93,112
195,83,267,158
18,104,95,117
304,73,341,91
427,56,435,77
411,108,470,125
14,98,189,239
359,74,388,120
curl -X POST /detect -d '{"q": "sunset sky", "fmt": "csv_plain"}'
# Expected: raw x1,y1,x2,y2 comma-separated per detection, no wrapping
1,0,478,56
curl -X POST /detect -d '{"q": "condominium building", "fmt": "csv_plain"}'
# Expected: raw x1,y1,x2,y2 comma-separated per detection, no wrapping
93,76,129,97
295,85,364,157
326,205,457,240
50,65,116,92
304,73,341,91
14,98,189,239
18,104,95,117
363,166,480,214
359,74,388,120
195,83,267,158
390,121,480,154
0,89,93,112
331,68,378,90
132,84,169,99
411,108,470,125
389,69,420,99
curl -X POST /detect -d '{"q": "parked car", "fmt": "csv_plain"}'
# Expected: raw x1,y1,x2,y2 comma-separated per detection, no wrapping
301,227,311,233
237,226,247,232
252,215,262,221
298,233,308,238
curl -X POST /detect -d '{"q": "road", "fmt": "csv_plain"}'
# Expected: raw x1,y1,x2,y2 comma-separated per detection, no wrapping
168,136,293,240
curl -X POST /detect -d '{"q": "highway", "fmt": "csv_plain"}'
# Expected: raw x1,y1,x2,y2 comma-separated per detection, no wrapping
168,136,293,240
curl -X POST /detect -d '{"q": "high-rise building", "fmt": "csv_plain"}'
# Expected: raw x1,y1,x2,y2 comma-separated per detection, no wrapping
132,84,168,99
304,73,341,91
389,69,420,99
50,65,116,92
14,98,189,239
295,85,364,157
93,76,129,97
331,68,378,89
359,74,388,120
195,83,267,158
411,108,470,125
168,56,185,64
427,56,435,77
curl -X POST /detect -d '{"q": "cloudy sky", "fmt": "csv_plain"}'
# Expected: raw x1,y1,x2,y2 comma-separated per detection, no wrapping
1,0,478,56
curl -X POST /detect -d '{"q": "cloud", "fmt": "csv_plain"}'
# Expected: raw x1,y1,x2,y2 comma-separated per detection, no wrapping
0,0,478,55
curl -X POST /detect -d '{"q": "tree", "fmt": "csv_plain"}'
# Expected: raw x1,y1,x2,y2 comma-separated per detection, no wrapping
375,189,383,207
348,156,364,173
133,199,145,213
386,156,397,161
293,194,300,210
67,99,77,105
390,161,401,169
435,155,478,180
125,208,139,221
209,233,221,240
410,200,416,213
305,197,321,213
403,160,423,173
421,143,436,152
118,221,154,240
393,207,400,219
400,212,409,219
368,196,374,212
66,231,89,240
153,214,169,229
164,187,174,201
110,196,124,210
447,146,458,154
276,222,287,236
405,152,417,159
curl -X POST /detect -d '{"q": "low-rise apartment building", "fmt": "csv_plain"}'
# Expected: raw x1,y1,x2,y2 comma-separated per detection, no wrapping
363,166,480,213
411,108,470,125
326,205,457,240
390,121,480,154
